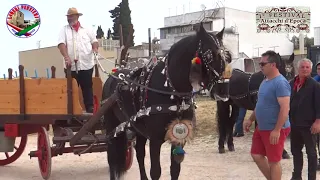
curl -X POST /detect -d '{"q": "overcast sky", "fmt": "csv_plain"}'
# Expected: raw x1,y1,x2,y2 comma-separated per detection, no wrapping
0,0,318,76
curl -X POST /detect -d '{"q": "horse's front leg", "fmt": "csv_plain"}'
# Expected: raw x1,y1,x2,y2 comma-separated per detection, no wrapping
218,117,227,153
227,104,239,151
170,144,184,180
135,134,148,180
149,139,163,180
216,102,227,153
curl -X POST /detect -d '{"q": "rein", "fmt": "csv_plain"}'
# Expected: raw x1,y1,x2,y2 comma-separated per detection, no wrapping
116,72,192,97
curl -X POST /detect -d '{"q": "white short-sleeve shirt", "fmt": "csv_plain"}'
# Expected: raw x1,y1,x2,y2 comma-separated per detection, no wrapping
58,25,98,71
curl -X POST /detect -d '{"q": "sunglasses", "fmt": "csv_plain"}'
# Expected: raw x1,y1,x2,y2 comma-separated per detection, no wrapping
259,62,270,67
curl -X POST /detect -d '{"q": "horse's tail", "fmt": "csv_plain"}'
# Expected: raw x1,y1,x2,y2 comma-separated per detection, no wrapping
216,101,222,134
105,104,128,179
107,128,128,179
103,75,129,179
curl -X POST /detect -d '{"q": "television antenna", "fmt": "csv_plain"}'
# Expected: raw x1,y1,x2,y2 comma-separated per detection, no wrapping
200,4,206,11
200,4,207,21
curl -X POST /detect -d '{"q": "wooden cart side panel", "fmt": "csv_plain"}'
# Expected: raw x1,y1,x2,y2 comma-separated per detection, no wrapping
78,77,103,110
0,78,82,115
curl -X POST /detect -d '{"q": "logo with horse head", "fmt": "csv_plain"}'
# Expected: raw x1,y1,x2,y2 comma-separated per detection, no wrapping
6,4,40,38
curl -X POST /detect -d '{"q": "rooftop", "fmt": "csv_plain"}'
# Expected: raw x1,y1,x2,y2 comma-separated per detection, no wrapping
159,7,255,29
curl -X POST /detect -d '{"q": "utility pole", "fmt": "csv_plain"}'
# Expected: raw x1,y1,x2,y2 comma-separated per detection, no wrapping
116,24,124,66
253,46,263,57
120,24,133,66
148,28,151,57
269,46,279,51
119,24,124,47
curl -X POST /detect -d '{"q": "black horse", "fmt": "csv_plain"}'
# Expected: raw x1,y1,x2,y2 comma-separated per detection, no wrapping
211,53,295,154
102,23,228,180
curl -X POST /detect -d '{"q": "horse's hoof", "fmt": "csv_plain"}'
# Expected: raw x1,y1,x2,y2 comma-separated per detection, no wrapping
228,145,235,151
218,148,225,154
173,154,185,163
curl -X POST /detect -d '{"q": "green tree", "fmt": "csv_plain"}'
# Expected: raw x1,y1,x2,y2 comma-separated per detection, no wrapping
96,25,104,39
290,35,314,49
120,0,134,47
304,36,314,47
109,0,135,47
290,35,299,50
107,28,112,39
109,3,121,40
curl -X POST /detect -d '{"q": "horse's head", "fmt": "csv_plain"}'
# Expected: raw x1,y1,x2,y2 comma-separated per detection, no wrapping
189,23,228,91
283,53,295,80
276,52,295,80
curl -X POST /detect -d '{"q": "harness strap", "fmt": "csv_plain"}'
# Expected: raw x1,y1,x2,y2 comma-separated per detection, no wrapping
115,73,193,97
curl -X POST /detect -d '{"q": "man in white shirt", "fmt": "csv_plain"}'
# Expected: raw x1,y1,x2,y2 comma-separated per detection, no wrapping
57,7,99,113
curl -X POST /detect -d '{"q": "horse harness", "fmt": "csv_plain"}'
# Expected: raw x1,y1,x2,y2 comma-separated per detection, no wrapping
108,58,194,121
203,34,227,91
102,59,194,139
228,69,264,110
100,35,223,139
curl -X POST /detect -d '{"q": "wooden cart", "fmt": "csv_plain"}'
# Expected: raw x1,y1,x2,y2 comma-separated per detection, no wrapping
0,65,134,179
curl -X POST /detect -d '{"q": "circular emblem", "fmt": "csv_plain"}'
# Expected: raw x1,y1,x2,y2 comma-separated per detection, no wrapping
172,123,189,140
6,4,40,38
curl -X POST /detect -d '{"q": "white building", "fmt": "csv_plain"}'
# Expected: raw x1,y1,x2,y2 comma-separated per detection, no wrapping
159,7,294,58
314,27,320,46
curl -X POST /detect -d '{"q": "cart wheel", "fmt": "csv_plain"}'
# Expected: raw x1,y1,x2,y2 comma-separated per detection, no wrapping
0,136,27,166
125,141,134,170
37,127,52,179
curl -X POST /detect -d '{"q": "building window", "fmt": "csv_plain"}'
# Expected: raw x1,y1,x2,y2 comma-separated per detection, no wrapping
101,39,120,51
203,22,212,31
160,29,167,39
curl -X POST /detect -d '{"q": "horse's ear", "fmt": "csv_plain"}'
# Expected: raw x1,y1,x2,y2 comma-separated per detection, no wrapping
196,22,206,35
289,53,295,62
216,27,224,40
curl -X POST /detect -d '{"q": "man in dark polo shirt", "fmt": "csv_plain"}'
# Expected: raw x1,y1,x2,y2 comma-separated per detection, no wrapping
289,58,320,180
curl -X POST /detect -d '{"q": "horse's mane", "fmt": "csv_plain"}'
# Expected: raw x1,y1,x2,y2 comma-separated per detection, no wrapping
207,31,231,65
224,50,232,63
167,35,198,61
278,56,287,77
167,31,231,66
